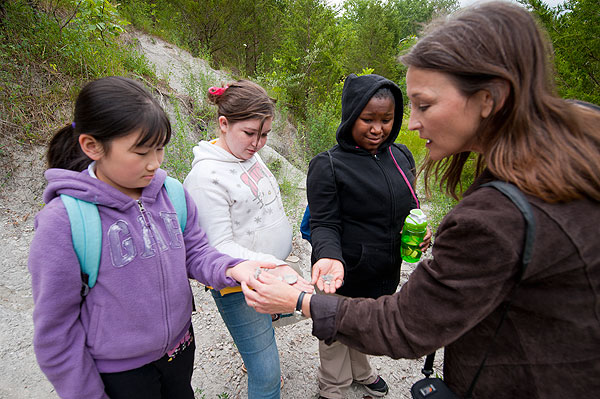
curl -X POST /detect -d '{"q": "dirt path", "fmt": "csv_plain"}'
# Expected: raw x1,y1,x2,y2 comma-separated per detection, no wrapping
0,31,440,398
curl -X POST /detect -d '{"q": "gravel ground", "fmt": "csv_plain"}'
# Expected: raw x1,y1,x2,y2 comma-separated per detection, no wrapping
0,31,442,398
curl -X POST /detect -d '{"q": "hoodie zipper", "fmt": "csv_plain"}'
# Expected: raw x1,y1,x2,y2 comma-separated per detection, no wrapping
372,153,398,252
136,198,171,352
137,199,151,227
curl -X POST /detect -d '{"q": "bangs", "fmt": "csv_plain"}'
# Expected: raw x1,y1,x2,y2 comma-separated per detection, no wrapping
133,104,172,148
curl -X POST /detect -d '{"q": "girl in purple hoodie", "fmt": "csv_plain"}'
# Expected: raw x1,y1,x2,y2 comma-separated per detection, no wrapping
28,76,269,399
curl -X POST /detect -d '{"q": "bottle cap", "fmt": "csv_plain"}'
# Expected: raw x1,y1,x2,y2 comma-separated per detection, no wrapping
406,209,427,227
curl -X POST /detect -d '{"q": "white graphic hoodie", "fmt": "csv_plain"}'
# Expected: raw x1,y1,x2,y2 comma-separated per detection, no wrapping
184,140,292,265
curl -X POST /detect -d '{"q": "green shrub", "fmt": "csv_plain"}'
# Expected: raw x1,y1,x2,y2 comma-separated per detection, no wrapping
163,100,197,181
0,0,155,142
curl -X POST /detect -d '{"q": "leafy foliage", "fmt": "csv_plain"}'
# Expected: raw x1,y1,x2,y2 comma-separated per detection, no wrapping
262,0,344,119
341,0,399,82
0,0,153,142
520,0,599,105
114,0,459,157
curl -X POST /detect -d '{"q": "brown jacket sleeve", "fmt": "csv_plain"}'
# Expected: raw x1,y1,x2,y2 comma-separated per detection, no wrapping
312,185,525,359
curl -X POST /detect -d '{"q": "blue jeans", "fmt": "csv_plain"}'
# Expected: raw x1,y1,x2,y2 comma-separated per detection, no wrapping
211,290,281,399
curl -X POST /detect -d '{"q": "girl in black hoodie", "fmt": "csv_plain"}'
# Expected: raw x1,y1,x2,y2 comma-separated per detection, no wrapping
306,73,431,398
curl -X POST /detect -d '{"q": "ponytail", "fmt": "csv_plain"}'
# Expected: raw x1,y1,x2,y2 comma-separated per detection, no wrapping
208,80,275,125
47,123,90,171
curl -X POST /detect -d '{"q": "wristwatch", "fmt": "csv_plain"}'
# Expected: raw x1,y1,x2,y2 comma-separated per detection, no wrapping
295,291,306,317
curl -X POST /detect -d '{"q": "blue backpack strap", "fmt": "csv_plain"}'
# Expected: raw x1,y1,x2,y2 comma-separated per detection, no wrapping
164,176,187,233
300,206,311,242
60,194,102,295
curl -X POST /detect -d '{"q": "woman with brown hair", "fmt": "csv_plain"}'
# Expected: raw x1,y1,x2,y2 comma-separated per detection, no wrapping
240,2,600,397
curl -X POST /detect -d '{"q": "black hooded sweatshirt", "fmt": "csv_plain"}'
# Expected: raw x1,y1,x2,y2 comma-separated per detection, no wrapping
307,73,418,299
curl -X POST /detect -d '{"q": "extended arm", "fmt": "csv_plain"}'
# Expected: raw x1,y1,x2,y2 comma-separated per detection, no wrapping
245,190,527,360
182,191,258,289
314,192,526,359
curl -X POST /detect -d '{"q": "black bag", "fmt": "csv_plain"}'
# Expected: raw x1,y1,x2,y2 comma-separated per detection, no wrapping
411,374,460,398
411,348,459,399
411,181,536,399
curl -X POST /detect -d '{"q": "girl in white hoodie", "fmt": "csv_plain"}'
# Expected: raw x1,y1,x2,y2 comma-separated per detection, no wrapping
183,80,312,398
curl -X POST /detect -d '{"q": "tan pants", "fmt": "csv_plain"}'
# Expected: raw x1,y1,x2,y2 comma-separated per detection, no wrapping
317,339,377,399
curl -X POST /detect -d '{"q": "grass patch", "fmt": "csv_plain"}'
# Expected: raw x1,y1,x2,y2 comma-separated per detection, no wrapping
182,71,219,142
267,158,300,209
423,188,458,234
163,99,197,181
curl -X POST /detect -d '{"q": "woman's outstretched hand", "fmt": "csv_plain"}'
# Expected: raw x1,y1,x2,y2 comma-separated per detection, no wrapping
311,258,344,294
268,264,314,293
242,271,300,314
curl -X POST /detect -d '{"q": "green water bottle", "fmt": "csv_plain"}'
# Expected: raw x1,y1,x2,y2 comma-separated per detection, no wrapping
400,209,428,263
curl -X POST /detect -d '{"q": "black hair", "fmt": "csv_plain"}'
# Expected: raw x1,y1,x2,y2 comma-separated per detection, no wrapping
47,76,171,171
372,87,395,104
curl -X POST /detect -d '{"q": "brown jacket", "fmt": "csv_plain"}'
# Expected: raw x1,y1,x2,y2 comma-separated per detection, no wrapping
311,170,600,398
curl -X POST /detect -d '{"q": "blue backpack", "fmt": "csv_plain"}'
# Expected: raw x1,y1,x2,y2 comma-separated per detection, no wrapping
300,207,311,242
60,176,187,296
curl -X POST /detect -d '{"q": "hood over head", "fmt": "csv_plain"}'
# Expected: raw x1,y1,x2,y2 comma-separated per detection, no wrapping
336,74,404,153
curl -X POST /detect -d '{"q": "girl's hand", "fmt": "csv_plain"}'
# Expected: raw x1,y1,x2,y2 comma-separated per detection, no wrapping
420,227,433,252
226,260,276,284
268,264,314,293
311,258,344,294
242,272,300,314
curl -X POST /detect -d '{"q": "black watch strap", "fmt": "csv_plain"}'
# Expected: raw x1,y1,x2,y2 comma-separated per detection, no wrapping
295,291,306,316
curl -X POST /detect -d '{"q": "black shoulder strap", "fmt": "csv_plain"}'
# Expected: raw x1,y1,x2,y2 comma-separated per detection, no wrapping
481,181,536,269
420,181,536,398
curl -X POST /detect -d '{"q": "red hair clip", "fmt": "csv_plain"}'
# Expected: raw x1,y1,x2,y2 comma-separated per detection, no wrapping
208,85,229,96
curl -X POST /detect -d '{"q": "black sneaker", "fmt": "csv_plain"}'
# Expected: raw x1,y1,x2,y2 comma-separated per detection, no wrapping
362,375,389,397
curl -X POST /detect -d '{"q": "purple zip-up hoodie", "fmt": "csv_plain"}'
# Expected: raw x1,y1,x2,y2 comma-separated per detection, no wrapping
28,167,244,399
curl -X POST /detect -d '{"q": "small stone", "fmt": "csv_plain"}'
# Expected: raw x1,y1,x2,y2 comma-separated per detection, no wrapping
286,255,300,263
